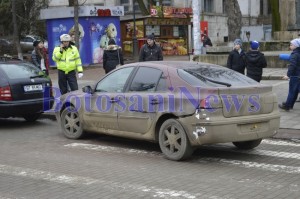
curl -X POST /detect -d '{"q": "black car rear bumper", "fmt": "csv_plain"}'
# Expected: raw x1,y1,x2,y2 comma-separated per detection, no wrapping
0,97,54,117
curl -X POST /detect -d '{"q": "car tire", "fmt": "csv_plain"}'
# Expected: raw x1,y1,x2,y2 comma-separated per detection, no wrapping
158,119,193,161
23,113,41,122
232,139,262,150
60,107,84,139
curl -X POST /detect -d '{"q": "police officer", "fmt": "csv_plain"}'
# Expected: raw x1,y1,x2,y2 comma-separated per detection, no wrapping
52,34,83,95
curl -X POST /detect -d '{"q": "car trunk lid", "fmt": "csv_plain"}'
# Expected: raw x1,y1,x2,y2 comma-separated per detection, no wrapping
218,85,275,118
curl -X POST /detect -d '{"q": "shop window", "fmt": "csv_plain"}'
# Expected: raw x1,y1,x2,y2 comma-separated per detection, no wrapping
161,26,173,38
146,26,160,36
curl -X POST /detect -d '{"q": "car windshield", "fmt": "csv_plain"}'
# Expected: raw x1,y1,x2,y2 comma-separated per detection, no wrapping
178,66,258,87
0,63,44,79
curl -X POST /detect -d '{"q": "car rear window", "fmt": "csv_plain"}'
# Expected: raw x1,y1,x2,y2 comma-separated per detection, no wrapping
0,63,42,79
178,66,259,87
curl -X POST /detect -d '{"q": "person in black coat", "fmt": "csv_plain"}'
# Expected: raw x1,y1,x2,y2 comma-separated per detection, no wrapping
245,41,267,82
227,39,246,74
103,39,124,74
139,34,163,62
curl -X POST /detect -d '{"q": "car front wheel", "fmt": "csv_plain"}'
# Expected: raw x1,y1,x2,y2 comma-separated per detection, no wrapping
159,119,193,161
60,107,84,139
232,139,262,150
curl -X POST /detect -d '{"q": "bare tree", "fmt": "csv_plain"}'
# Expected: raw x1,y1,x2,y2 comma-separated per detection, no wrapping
224,0,242,41
12,0,23,59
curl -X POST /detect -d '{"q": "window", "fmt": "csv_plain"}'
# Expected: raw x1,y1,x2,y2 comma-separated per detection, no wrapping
0,63,42,79
120,0,129,3
178,66,258,87
129,67,166,92
161,26,173,37
96,67,134,93
203,0,214,13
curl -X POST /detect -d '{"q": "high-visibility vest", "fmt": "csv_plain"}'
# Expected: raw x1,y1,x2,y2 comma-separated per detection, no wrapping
52,45,83,74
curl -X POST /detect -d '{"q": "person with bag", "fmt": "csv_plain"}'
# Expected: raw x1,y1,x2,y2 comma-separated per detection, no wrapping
52,34,83,95
245,40,267,82
139,34,163,62
227,38,246,74
103,39,124,74
31,40,49,75
278,38,300,111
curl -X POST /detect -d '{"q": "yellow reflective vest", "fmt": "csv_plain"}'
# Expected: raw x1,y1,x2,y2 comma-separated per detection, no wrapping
52,45,83,74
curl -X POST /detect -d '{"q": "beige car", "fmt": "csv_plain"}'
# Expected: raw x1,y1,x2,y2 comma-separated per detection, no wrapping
55,61,280,161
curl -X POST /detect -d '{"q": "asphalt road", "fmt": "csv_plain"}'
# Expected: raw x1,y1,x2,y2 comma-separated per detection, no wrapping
0,117,299,198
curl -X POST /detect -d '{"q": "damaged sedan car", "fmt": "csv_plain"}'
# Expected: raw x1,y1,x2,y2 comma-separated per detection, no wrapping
55,61,280,161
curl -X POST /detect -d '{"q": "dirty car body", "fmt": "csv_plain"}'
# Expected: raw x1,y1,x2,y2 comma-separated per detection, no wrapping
55,61,280,161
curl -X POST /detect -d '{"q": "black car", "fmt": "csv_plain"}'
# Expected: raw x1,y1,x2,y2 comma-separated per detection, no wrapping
0,57,54,121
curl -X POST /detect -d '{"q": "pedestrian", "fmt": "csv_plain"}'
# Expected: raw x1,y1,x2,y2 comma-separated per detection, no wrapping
201,34,212,47
103,39,124,74
278,38,300,111
52,34,83,95
226,39,246,74
31,40,49,75
245,40,267,82
139,34,163,62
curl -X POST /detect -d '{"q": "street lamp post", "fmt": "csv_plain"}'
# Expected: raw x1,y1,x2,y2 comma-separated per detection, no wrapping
132,0,139,60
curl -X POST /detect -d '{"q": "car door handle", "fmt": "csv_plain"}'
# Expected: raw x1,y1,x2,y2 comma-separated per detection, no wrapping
110,98,119,103
150,99,161,105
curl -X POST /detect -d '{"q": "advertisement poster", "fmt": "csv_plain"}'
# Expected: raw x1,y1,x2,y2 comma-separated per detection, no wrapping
47,17,121,66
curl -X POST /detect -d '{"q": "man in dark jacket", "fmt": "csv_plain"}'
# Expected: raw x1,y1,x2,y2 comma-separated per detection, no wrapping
245,41,267,82
279,38,300,111
103,39,124,74
227,39,246,74
139,35,163,62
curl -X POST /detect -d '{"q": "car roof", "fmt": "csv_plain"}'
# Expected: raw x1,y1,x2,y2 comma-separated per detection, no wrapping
126,61,224,70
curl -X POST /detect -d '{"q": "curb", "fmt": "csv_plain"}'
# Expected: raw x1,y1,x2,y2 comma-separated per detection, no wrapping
262,75,284,80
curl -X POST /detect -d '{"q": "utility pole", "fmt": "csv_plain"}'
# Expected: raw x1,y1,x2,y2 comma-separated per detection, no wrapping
12,0,23,60
74,0,80,49
192,0,202,55
132,0,139,60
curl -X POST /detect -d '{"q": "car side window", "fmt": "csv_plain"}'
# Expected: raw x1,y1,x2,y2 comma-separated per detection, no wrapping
96,67,134,93
129,67,165,92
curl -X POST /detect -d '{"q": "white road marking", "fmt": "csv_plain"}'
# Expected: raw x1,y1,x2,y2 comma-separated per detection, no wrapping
0,164,98,185
262,139,300,147
196,158,300,174
0,163,198,199
65,142,300,175
64,143,162,157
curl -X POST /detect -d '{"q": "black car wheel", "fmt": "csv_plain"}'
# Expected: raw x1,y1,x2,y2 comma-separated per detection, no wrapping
60,107,84,139
233,139,262,150
159,119,193,161
23,113,41,122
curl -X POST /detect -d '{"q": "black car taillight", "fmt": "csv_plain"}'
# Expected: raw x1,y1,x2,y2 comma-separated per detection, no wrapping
0,86,13,101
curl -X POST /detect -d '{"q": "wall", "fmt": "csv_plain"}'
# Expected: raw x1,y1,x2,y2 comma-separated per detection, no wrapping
203,14,228,44
279,0,296,31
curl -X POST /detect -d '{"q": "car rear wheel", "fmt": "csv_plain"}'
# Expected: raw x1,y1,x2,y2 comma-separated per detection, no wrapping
232,139,262,150
60,107,84,139
159,119,193,161
23,113,41,122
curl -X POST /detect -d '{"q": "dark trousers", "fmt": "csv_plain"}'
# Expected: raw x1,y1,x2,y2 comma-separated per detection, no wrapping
58,70,78,95
285,76,300,108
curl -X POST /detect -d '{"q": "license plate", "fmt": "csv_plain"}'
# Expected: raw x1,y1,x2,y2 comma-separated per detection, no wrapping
24,84,43,92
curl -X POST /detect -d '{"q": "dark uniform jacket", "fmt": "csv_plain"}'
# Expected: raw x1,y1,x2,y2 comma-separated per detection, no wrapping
245,51,267,82
139,43,163,62
227,49,246,74
103,45,124,74
287,47,300,77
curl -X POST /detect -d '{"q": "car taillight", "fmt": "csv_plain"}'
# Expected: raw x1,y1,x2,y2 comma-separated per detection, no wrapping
0,86,13,101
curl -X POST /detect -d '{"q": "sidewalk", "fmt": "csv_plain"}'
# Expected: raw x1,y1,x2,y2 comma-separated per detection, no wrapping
46,56,299,139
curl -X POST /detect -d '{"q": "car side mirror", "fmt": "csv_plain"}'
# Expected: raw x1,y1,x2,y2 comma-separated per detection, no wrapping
82,85,94,94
